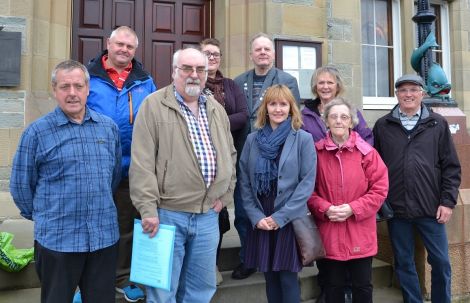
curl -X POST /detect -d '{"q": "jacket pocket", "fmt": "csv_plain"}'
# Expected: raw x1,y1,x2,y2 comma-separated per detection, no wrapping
162,160,168,194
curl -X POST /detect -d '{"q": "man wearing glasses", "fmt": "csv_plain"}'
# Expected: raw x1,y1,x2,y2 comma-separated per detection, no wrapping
129,47,237,303
373,74,461,303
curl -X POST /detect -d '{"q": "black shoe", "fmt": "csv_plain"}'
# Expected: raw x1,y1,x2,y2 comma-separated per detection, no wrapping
231,263,256,280
315,290,326,303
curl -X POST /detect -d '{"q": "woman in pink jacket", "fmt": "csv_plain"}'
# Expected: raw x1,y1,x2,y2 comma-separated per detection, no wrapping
307,97,388,303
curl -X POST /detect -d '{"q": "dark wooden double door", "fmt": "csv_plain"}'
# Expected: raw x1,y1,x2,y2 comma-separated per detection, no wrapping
72,0,212,88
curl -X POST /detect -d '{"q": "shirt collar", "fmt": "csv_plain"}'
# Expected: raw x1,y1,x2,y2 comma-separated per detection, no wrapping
55,106,95,126
398,107,421,118
101,54,132,73
174,85,207,106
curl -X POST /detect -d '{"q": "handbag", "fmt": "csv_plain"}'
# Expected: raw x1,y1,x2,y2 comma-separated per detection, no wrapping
376,200,394,222
291,212,326,266
218,206,231,234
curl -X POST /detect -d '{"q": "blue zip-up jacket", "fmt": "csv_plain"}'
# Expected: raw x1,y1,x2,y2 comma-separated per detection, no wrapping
87,51,157,178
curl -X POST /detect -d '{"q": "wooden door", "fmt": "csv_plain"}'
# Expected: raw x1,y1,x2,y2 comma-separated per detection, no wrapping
72,0,211,88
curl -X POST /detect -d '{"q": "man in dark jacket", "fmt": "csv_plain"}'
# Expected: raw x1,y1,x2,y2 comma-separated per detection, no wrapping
232,32,301,280
76,26,156,303
373,74,461,303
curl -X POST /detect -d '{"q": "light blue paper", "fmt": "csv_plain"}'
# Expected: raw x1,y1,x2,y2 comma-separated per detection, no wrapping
130,219,175,291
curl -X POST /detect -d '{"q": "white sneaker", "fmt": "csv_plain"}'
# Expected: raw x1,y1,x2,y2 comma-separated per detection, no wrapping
216,266,223,286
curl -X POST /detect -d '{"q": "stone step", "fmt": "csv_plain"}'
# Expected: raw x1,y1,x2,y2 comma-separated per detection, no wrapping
212,258,394,303
0,286,405,303
0,209,400,303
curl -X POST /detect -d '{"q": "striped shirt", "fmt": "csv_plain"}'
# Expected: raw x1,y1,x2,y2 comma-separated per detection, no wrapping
175,90,217,187
398,108,421,130
9,107,122,252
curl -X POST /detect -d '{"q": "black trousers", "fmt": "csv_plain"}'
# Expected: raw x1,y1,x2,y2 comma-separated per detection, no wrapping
321,257,373,303
34,241,118,303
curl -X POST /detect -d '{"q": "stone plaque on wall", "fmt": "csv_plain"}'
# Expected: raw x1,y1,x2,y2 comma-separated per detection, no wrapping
0,31,21,87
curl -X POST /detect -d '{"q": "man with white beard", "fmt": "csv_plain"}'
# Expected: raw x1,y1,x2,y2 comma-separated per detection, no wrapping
129,47,237,303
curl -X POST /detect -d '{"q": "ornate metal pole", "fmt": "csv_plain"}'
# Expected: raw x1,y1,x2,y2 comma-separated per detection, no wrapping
412,0,455,106
412,0,435,83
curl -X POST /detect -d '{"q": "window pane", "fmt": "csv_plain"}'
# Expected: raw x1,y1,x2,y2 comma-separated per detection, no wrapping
361,0,375,44
376,47,391,97
375,0,390,46
362,45,376,96
361,0,393,97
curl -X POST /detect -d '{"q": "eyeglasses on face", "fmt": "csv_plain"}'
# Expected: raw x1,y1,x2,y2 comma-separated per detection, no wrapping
202,51,221,59
328,114,351,121
396,88,422,95
176,65,207,75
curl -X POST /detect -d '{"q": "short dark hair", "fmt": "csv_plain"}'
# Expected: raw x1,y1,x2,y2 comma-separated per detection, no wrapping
200,38,221,49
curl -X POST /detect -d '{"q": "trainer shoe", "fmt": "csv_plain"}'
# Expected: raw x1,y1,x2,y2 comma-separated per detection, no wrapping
116,284,145,302
72,291,81,303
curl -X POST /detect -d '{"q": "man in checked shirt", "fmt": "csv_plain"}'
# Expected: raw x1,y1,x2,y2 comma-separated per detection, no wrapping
130,47,236,303
10,60,122,303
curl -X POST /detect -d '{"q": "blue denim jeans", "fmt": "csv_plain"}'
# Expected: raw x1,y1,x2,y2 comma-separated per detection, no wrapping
145,208,219,303
234,181,249,263
388,217,451,303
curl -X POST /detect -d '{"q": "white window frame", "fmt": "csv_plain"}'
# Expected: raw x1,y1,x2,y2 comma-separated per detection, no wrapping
439,2,452,91
363,0,402,110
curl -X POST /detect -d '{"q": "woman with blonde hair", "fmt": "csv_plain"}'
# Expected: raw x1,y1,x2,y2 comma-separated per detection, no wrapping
239,84,317,303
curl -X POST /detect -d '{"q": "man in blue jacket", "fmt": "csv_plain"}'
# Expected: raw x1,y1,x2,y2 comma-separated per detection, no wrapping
232,32,301,280
81,26,156,303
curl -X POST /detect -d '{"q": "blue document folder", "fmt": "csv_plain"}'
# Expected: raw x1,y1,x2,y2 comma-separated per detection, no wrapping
130,219,175,291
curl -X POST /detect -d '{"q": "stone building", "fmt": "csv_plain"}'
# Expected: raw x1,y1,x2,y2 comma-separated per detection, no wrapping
1,0,469,298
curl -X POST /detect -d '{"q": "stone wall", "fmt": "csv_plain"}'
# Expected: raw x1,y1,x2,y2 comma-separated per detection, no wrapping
0,0,72,214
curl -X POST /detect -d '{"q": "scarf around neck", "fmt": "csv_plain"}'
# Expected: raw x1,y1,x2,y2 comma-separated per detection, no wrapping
205,70,225,107
255,117,292,194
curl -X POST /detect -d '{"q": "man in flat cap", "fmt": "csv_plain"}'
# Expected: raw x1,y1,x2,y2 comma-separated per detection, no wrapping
373,74,461,303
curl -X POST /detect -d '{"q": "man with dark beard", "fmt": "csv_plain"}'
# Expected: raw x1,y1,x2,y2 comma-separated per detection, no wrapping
129,47,237,303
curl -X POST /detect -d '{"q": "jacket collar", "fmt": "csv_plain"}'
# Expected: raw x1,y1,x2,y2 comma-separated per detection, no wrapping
316,131,372,156
87,50,151,89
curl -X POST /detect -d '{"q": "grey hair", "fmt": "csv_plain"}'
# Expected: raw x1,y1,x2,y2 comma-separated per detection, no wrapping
249,32,275,53
311,65,345,98
51,60,90,87
322,97,359,127
172,47,208,69
109,26,139,47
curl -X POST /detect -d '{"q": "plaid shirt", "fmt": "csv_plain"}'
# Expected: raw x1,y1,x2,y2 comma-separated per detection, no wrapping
10,107,122,252
175,90,217,187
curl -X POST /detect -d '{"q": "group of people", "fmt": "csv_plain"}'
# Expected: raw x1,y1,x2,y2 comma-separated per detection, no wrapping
9,26,461,303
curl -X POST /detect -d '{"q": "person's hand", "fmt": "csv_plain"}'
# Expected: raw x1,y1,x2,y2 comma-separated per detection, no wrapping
141,217,159,238
265,216,279,230
212,199,223,213
326,204,353,222
436,205,453,224
256,218,272,230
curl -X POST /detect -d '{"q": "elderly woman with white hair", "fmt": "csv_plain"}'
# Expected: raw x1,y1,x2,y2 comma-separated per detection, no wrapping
307,97,389,303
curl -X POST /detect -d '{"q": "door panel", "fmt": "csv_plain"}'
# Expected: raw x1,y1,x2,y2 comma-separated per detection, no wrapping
72,0,211,88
